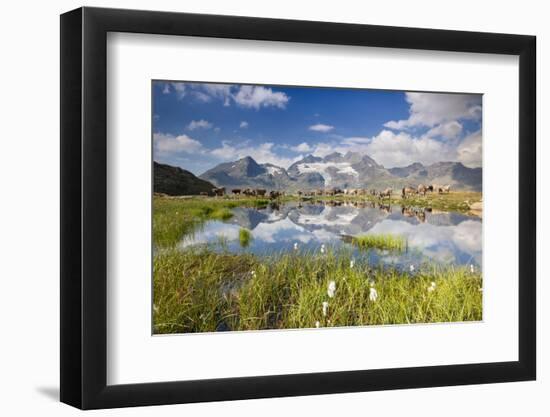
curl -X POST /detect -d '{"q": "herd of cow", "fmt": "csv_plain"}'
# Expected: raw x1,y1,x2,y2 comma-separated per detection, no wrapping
201,184,451,199
202,187,282,199
402,184,451,198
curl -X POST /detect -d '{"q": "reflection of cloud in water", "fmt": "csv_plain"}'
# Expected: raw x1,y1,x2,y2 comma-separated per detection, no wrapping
180,223,240,248
251,217,313,244
369,219,482,265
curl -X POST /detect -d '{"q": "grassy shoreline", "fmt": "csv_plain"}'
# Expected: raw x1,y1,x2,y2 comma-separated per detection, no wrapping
153,248,482,334
154,196,269,247
287,191,481,213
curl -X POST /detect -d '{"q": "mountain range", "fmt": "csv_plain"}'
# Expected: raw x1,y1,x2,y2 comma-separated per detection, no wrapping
198,152,481,192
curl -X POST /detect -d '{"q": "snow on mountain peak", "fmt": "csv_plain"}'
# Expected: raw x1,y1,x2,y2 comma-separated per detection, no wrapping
296,161,358,185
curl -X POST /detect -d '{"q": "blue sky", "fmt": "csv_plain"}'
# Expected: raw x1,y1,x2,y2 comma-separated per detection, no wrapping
153,81,482,176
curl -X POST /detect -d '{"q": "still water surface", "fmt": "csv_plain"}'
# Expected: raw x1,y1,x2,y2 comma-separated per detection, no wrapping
180,202,482,269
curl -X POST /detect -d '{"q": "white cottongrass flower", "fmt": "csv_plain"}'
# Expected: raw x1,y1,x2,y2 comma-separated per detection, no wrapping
320,244,326,254
409,264,415,272
251,270,256,277
350,259,355,269
315,321,320,328
293,242,298,251
470,264,475,273
327,281,336,298
427,281,436,292
369,287,378,302
322,301,329,317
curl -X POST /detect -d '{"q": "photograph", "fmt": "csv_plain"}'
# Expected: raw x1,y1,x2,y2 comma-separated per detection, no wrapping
152,81,483,334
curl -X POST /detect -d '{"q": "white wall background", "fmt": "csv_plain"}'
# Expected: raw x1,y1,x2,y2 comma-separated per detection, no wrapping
0,0,545,415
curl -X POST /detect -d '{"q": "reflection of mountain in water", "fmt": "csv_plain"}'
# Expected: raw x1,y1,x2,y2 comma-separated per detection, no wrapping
181,202,482,268
227,208,268,230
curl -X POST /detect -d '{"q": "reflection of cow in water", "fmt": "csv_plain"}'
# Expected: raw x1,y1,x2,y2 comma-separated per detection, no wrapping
401,206,431,223
379,203,392,214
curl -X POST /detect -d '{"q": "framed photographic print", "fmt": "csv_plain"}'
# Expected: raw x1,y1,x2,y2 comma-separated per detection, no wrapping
60,7,536,409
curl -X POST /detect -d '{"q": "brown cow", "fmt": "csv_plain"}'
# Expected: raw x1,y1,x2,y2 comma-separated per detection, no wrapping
255,188,267,197
269,190,281,199
417,184,428,196
379,188,393,199
212,187,225,197
402,186,416,199
232,188,241,196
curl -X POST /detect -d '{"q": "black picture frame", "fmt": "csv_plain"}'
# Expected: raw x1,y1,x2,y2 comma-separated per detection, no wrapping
60,6,536,410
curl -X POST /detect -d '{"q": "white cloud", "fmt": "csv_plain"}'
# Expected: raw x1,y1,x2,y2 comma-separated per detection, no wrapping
309,123,334,132
424,121,463,140
456,130,482,168
162,83,170,94
170,82,187,100
362,130,454,167
240,121,249,129
192,91,212,103
187,119,213,130
309,130,455,168
384,92,481,130
189,84,232,103
309,126,482,168
167,82,290,109
211,141,300,168
153,132,203,154
232,85,289,109
311,142,340,157
290,142,313,153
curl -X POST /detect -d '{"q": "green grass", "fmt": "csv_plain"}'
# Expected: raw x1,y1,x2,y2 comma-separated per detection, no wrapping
351,234,406,251
154,196,270,247
153,248,482,334
238,228,253,248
